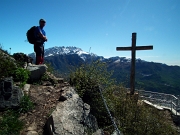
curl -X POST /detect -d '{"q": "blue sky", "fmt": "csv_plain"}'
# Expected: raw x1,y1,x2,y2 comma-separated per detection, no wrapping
0,0,180,66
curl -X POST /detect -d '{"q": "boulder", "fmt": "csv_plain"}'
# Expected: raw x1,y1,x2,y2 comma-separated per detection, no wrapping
27,64,47,80
44,87,99,135
0,77,23,110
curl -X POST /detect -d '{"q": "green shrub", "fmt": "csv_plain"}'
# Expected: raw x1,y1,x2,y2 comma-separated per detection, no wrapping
0,46,17,78
105,85,178,135
13,68,30,87
19,94,34,113
70,60,114,97
41,73,50,81
0,110,24,135
44,62,54,73
12,53,27,68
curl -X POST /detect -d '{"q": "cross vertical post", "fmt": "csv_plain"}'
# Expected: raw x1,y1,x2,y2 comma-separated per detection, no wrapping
131,33,136,95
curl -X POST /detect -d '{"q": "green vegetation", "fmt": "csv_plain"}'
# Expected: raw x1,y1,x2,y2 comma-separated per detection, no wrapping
44,62,54,73
0,110,24,135
112,62,180,95
13,68,30,88
70,60,178,134
105,86,178,135
0,46,30,88
0,95,34,134
70,60,114,97
12,53,27,68
0,94,34,134
0,46,17,79
19,94,34,113
47,53,180,95
0,46,34,134
0,44,178,134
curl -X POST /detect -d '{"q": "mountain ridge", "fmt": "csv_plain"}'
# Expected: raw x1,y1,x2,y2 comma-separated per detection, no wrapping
29,46,180,95
29,46,154,65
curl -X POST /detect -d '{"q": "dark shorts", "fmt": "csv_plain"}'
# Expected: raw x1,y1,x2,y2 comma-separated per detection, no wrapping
34,44,44,57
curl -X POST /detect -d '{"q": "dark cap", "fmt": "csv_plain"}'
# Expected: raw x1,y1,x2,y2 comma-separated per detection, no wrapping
39,19,46,23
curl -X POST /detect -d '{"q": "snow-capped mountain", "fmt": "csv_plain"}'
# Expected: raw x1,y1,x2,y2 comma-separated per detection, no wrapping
44,46,91,56
29,46,146,63
29,46,99,61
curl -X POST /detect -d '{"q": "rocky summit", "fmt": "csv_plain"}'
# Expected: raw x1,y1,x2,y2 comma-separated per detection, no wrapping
18,73,101,135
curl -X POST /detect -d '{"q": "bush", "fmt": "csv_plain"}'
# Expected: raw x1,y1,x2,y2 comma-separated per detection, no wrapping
0,46,17,79
19,94,34,113
105,85,178,135
0,110,24,135
13,68,30,87
70,60,114,97
44,62,54,73
0,94,34,134
12,53,27,68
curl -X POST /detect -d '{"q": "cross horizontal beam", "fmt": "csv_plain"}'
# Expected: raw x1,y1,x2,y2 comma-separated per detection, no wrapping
116,45,153,51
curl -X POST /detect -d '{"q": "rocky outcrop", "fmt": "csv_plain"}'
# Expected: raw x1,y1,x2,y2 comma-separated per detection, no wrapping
0,77,23,110
44,87,99,135
27,64,47,80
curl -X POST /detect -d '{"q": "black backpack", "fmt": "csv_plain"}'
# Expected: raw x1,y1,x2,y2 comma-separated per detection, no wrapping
26,26,37,44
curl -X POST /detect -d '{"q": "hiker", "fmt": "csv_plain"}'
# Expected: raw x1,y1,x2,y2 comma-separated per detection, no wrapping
34,19,47,65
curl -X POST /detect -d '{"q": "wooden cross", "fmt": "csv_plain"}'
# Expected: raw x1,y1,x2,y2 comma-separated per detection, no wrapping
116,33,153,95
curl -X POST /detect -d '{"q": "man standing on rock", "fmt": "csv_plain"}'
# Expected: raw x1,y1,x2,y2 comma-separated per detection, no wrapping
34,19,47,65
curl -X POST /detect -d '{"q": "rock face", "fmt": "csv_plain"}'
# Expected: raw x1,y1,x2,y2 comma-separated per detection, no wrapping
44,87,99,135
0,77,23,110
27,64,47,80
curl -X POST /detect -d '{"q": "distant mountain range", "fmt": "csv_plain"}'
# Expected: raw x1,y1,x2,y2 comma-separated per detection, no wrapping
29,46,180,95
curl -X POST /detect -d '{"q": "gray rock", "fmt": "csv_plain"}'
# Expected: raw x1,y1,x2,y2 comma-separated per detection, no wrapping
45,87,99,135
27,131,38,135
23,84,31,95
0,77,23,110
27,64,47,80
